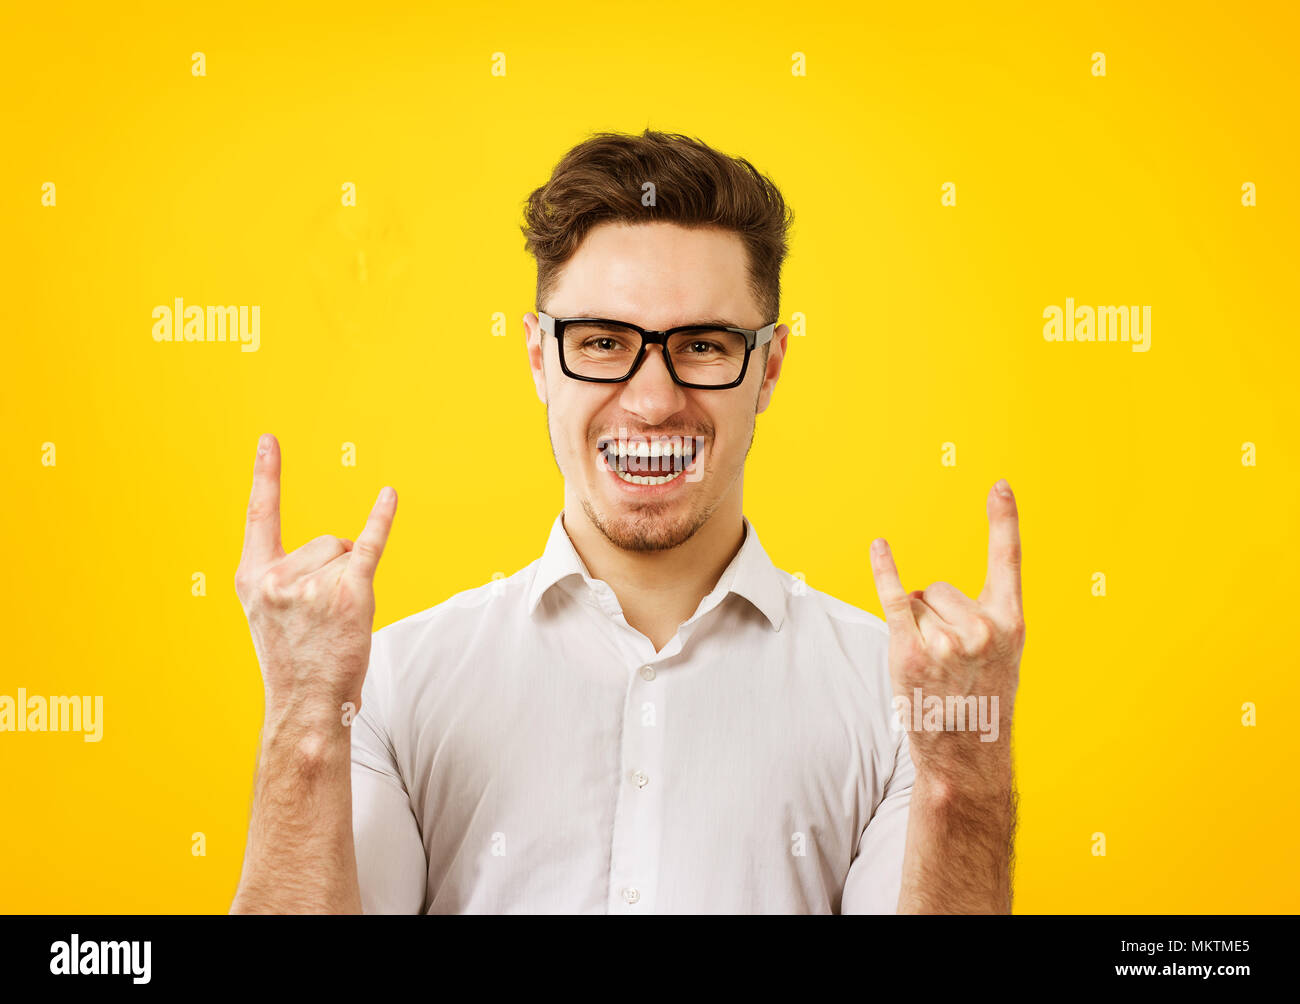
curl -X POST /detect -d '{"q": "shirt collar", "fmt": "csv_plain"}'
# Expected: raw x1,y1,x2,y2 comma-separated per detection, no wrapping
526,512,787,631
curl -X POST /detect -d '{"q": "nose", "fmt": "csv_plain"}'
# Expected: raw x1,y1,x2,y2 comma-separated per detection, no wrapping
619,344,687,425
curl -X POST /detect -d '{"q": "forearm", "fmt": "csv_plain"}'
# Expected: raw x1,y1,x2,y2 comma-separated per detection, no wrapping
230,699,361,914
897,738,1017,914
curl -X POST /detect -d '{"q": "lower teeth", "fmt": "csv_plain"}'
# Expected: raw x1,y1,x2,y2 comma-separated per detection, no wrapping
615,468,682,485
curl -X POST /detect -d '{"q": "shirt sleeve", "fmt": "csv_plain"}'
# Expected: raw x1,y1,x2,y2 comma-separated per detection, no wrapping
351,629,428,914
839,727,915,914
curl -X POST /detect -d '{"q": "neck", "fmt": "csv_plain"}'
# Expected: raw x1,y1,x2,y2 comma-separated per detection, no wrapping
562,490,745,652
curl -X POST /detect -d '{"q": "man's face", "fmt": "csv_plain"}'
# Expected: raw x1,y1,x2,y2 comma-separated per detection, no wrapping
526,221,788,552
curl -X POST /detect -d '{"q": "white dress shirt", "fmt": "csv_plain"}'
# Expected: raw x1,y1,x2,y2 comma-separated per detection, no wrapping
351,513,914,914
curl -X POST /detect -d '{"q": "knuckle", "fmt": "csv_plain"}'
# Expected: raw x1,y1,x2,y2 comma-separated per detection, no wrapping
256,571,289,606
885,595,911,615
246,501,276,524
354,539,382,562
968,616,994,651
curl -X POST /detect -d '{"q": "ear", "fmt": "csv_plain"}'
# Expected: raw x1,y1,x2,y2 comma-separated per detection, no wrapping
524,312,548,404
755,324,789,414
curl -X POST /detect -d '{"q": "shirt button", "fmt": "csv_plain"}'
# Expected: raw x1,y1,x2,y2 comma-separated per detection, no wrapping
639,665,656,681
623,887,640,905
631,769,649,789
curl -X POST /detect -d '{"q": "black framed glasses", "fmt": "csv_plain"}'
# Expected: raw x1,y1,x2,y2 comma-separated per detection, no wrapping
538,310,777,390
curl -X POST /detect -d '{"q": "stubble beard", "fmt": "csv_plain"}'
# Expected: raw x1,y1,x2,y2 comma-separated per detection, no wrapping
580,492,721,553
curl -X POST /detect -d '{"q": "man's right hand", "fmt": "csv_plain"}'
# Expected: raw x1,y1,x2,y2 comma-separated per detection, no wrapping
234,434,398,727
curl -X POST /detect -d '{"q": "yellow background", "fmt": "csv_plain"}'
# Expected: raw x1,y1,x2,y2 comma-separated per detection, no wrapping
2,0,1297,913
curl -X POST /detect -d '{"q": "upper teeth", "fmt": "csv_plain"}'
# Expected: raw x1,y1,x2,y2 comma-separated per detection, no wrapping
598,440,695,458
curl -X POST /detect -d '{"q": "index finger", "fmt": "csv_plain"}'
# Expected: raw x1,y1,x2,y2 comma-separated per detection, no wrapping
347,486,398,584
870,538,919,637
241,434,283,565
981,479,1022,617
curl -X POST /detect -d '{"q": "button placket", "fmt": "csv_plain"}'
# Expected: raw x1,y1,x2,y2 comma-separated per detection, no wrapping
607,659,667,913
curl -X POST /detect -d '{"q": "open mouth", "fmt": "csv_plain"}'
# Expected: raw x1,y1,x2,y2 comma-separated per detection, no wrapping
596,436,700,486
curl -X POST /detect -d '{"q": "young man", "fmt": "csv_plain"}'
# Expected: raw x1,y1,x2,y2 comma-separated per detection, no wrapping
230,130,1025,914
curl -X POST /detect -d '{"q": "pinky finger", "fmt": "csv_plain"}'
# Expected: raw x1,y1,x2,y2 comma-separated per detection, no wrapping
348,487,398,584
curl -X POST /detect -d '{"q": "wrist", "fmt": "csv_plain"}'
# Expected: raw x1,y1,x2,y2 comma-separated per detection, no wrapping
910,733,1013,799
262,693,354,753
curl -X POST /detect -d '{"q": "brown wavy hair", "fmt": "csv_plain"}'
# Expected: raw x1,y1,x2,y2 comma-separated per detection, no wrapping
521,129,793,327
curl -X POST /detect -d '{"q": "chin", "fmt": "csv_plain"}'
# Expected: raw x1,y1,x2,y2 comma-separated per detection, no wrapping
581,495,715,553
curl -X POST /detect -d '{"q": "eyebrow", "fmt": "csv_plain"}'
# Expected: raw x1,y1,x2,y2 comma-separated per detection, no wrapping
561,310,752,329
